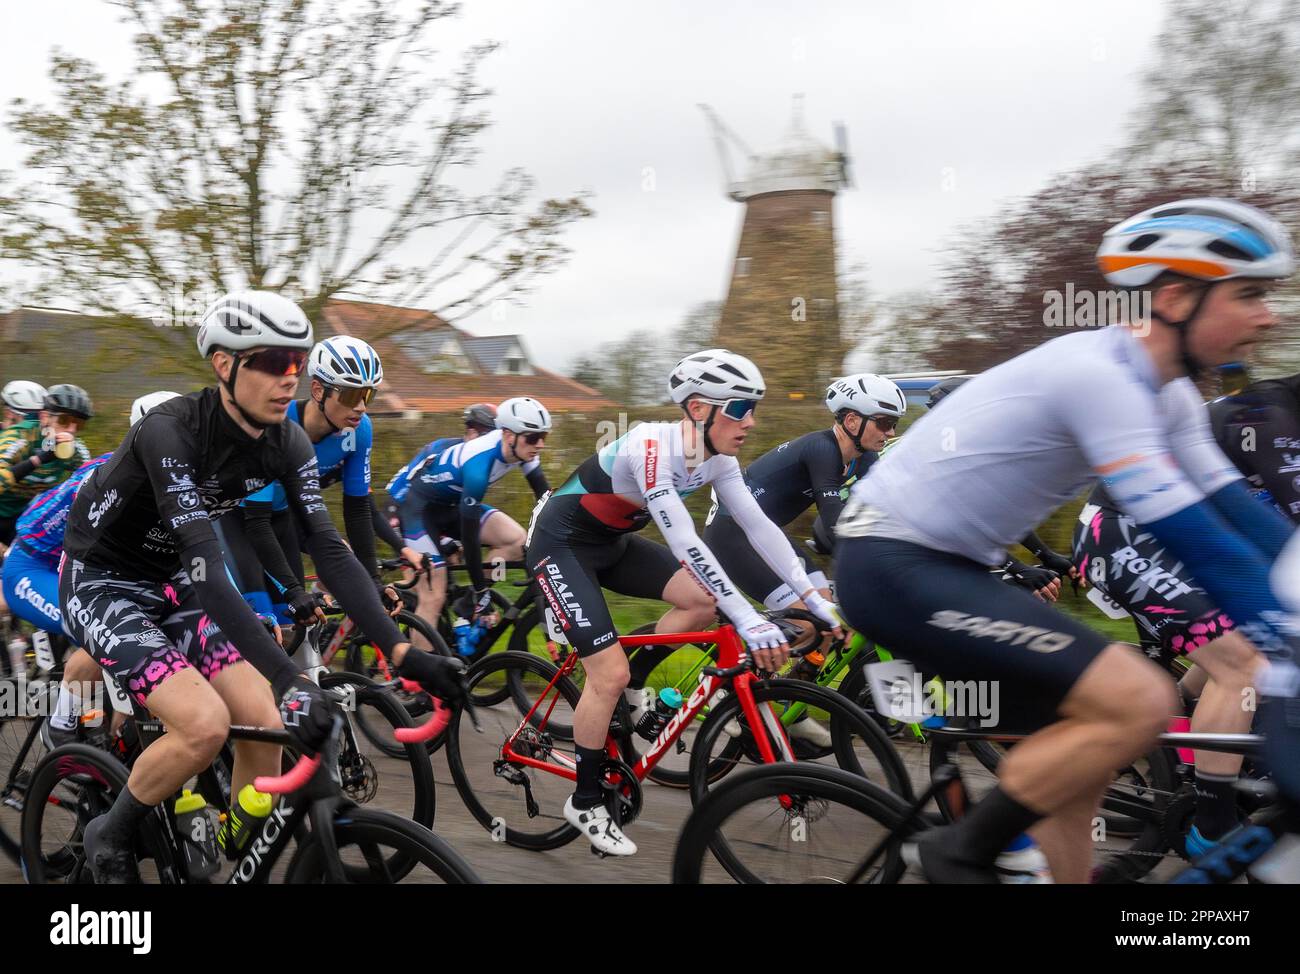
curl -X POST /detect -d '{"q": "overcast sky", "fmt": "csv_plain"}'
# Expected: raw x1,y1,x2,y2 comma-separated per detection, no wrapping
0,1,1169,372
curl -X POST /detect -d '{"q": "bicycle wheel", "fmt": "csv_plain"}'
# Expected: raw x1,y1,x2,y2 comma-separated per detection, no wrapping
318,672,436,833
672,762,912,884
0,715,50,862
925,733,1180,882
446,652,584,851
20,744,177,884
283,807,480,884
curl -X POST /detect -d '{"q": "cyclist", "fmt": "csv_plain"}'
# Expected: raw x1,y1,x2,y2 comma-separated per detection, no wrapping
61,290,465,883
376,403,499,556
0,385,93,547
1,392,178,746
527,348,841,856
397,397,551,637
1,380,47,432
1209,372,1300,523
217,335,421,625
837,198,1299,883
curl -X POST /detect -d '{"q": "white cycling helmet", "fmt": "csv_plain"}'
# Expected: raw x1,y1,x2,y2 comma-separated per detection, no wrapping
825,373,906,419
1098,198,1295,287
667,349,765,404
2,380,47,414
196,290,314,357
496,397,552,434
130,391,181,426
309,336,384,388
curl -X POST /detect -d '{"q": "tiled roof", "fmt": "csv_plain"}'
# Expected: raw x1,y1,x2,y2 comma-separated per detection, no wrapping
321,300,617,412
461,334,520,373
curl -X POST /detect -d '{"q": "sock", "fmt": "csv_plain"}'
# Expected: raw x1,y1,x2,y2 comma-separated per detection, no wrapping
1193,771,1238,840
51,684,81,731
572,745,606,809
941,787,1044,865
98,785,153,848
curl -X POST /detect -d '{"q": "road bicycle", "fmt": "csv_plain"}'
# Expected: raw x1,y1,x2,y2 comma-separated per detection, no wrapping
444,615,909,873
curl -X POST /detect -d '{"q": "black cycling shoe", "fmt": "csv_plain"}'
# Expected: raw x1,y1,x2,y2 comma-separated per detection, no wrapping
82,815,142,885
903,828,1000,884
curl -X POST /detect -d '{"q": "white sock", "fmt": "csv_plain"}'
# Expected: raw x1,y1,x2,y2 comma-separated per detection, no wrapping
50,685,80,731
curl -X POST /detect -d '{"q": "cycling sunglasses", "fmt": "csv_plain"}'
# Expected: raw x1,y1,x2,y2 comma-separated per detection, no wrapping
240,348,309,378
867,414,899,432
328,385,377,409
521,432,547,445
700,397,758,421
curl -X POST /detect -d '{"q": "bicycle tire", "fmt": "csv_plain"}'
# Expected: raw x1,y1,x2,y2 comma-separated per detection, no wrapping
0,716,50,863
446,651,584,851
672,762,912,884
318,672,436,838
283,807,481,884
20,744,178,884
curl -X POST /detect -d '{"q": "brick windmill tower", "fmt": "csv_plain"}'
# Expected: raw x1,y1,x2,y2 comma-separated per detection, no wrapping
701,96,851,398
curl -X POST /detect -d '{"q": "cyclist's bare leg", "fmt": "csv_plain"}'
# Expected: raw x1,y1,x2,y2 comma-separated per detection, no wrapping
993,644,1175,878
1030,783,1108,883
481,510,527,566
127,672,231,803
1185,632,1260,776
658,567,719,635
574,641,630,749
52,647,102,729
209,661,282,798
409,565,447,651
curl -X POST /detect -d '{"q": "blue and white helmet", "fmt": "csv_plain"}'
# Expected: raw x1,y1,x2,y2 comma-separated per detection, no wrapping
1098,198,1295,287
309,336,384,388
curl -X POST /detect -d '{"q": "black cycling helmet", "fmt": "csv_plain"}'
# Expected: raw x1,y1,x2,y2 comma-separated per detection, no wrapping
463,402,497,431
926,376,970,410
43,383,94,420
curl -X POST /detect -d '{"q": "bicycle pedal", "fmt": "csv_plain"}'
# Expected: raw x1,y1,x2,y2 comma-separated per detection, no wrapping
589,845,608,860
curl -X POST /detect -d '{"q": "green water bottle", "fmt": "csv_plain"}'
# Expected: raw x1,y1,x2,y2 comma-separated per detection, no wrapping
219,784,273,858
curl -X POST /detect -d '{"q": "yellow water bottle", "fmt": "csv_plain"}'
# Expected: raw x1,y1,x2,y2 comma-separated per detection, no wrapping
219,784,273,857
174,789,219,881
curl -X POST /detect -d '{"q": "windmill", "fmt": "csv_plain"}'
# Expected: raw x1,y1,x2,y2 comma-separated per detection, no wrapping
700,96,852,397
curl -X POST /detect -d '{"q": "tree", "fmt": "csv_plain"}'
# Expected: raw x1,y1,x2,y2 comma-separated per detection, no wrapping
566,301,721,406
0,0,592,341
1126,0,1300,185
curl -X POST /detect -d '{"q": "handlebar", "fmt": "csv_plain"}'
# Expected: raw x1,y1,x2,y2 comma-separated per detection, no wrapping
393,678,454,743
255,753,322,794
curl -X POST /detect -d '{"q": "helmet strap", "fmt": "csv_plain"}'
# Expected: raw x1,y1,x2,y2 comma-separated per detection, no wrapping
839,412,868,454
220,356,275,432
1151,282,1216,379
311,386,342,434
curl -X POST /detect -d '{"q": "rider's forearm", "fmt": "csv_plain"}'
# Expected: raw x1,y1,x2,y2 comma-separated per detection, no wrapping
343,492,381,582
305,531,405,653
370,496,406,555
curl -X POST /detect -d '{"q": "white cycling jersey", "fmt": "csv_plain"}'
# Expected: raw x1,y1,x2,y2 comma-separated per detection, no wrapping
543,421,817,630
843,325,1242,565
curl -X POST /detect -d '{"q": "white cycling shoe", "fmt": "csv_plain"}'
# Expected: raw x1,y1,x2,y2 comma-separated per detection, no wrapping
788,718,833,749
564,796,638,856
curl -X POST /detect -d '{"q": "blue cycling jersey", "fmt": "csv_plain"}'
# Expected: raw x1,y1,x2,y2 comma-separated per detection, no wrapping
14,454,111,567
387,436,460,503
245,399,372,510
405,429,539,508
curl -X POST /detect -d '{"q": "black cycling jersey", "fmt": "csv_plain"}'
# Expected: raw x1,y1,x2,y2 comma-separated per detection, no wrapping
716,429,864,530
1209,374,1300,522
63,387,403,695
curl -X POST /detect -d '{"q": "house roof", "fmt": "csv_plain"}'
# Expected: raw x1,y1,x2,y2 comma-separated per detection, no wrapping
461,334,520,374
321,299,617,413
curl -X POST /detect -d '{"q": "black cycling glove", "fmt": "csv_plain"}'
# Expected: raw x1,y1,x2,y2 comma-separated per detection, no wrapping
279,675,336,753
396,650,468,707
1002,561,1060,594
285,587,320,626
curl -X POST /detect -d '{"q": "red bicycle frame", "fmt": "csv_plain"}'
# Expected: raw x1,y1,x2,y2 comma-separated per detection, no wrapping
500,624,796,783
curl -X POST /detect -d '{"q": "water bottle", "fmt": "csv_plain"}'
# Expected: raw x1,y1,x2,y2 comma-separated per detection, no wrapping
452,616,474,657
173,789,220,881
218,784,273,859
789,650,825,683
635,687,683,741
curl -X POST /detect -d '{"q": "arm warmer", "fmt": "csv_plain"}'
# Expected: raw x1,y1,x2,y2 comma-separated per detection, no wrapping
343,492,381,582
1206,480,1293,561
242,500,305,600
306,530,405,653
525,465,551,499
370,496,406,555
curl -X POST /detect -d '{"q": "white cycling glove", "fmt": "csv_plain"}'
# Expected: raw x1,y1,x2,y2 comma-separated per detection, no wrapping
803,591,842,632
739,617,787,655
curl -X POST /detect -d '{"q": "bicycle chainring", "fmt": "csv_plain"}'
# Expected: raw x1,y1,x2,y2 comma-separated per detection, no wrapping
598,758,642,827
